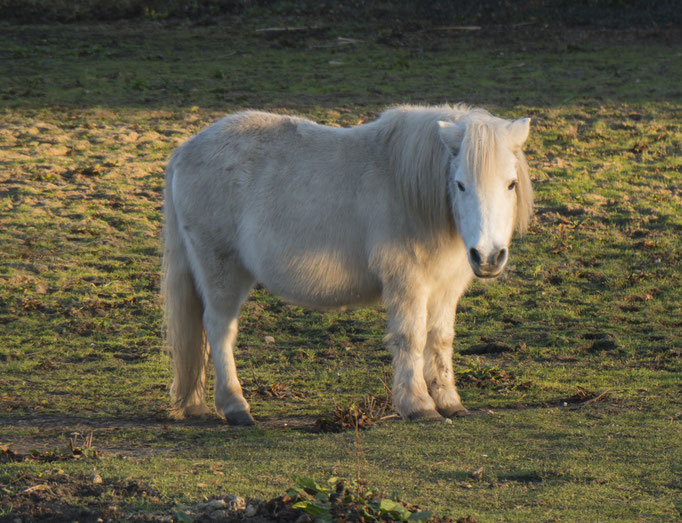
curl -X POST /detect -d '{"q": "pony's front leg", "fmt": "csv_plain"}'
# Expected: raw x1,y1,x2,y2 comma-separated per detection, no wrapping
424,322,468,418
203,308,254,426
384,291,442,421
424,292,468,418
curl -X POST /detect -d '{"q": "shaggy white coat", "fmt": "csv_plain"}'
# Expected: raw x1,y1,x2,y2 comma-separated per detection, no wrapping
162,104,533,424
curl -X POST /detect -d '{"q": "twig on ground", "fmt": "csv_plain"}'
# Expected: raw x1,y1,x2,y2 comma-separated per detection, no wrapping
581,390,610,407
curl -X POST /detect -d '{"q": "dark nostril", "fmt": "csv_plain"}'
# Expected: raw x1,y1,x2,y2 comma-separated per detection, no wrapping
469,248,481,265
494,248,507,267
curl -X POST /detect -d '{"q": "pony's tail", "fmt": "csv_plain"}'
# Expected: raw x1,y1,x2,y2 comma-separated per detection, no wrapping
162,160,210,419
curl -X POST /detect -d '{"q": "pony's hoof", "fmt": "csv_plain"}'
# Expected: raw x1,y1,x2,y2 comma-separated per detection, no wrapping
170,402,211,420
407,409,444,422
224,410,256,426
438,405,470,418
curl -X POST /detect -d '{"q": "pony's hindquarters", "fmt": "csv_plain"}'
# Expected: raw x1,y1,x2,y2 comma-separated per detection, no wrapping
163,153,256,426
162,164,210,419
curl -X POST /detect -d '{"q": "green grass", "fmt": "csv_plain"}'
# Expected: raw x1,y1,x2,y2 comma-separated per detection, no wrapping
0,17,680,522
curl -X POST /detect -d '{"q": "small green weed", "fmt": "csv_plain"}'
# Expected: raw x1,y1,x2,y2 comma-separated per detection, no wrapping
68,431,98,459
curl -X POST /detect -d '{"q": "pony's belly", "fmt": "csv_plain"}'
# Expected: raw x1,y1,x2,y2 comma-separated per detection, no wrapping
253,250,382,310
278,284,382,311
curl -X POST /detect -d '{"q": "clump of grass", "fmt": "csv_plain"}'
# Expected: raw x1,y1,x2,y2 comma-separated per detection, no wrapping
312,394,393,433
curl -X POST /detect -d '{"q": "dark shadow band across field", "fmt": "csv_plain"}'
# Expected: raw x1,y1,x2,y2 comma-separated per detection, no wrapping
0,12,680,523
1,21,681,111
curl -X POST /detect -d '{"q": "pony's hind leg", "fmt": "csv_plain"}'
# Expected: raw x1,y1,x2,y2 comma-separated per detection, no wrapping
183,237,256,425
204,308,254,425
200,262,256,426
424,293,468,418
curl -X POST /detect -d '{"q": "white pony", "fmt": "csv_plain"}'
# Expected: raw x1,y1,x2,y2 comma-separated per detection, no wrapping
162,104,533,425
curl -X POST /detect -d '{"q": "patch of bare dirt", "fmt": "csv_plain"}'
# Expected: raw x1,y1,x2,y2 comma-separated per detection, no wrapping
0,471,168,522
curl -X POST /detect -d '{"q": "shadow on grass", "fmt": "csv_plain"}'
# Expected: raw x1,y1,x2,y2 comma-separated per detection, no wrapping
0,21,680,112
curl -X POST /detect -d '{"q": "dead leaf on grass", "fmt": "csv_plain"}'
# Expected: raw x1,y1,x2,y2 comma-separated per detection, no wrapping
252,382,305,399
469,466,484,480
22,484,52,494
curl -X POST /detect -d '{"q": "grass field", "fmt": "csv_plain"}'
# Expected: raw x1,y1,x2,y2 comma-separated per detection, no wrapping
0,14,680,522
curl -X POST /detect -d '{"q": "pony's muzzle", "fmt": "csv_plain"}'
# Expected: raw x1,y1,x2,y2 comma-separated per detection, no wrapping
469,247,508,278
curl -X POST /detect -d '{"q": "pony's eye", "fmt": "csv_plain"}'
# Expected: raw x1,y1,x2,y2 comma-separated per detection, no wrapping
508,180,517,191
457,182,465,192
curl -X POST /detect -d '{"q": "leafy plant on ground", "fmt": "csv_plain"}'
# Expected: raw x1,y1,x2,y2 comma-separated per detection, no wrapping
456,358,530,392
288,476,433,522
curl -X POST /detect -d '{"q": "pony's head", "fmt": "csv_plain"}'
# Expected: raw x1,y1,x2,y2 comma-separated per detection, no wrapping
439,114,533,278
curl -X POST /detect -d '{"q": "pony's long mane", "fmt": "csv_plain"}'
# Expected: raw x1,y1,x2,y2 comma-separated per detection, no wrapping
374,104,462,229
374,104,533,234
513,149,533,234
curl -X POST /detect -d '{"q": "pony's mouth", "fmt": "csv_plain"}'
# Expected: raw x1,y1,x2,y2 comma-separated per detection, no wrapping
472,267,504,279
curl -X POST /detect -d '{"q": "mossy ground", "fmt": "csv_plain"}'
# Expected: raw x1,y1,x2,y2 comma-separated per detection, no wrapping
0,15,680,522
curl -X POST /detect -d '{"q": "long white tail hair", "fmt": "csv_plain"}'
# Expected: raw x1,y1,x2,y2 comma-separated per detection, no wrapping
161,159,210,418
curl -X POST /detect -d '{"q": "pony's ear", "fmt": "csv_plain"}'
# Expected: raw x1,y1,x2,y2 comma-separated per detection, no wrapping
437,120,465,153
508,117,531,148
